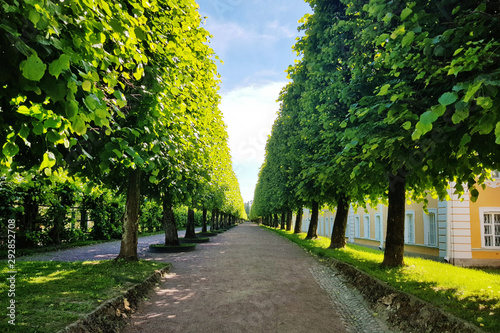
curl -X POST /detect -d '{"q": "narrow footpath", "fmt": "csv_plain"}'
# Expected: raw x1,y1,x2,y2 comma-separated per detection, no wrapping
124,223,391,333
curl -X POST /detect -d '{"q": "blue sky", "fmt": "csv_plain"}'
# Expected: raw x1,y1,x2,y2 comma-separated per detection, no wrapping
197,0,311,203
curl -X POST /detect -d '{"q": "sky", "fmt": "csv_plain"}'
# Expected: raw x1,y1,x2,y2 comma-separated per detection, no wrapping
196,0,312,203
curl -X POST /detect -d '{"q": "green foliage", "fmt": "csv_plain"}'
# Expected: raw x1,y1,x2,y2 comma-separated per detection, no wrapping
253,0,500,232
1,0,246,258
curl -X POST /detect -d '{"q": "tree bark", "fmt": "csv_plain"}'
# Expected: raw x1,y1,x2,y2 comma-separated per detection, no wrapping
116,169,141,261
294,208,303,234
273,213,279,228
382,169,406,267
185,208,197,238
330,194,349,249
202,207,208,232
162,195,180,246
280,212,286,230
286,209,292,231
306,200,319,239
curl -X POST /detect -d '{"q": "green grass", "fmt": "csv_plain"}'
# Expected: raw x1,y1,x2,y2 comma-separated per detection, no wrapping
264,226,500,332
0,260,169,333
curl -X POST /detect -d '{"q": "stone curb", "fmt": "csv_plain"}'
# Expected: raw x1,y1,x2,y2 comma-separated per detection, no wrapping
324,257,483,333
57,265,171,333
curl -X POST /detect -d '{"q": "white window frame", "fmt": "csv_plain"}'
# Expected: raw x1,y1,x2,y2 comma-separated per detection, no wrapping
479,207,500,249
354,215,360,238
375,213,382,241
363,214,370,239
423,209,438,247
405,210,415,244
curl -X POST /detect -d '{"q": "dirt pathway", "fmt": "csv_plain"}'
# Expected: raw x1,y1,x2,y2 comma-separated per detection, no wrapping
124,223,349,333
19,229,200,262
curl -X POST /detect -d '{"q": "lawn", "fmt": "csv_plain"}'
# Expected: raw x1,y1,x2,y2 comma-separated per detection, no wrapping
264,226,500,332
0,260,168,333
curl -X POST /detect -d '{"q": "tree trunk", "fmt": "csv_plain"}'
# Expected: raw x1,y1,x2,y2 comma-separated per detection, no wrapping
330,194,349,249
202,207,208,232
280,212,286,230
116,169,141,261
294,208,303,234
162,195,180,246
210,209,216,231
49,207,66,245
185,208,197,238
80,206,88,232
286,209,292,231
382,169,406,267
273,213,278,228
306,200,319,239
215,209,220,230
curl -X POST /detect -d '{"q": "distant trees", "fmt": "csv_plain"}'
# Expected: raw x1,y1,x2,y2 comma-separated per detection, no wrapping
251,0,500,267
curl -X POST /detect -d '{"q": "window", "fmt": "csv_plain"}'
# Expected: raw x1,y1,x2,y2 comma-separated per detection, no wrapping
375,214,382,241
423,209,438,247
405,211,415,244
483,212,500,247
363,215,370,239
354,215,360,238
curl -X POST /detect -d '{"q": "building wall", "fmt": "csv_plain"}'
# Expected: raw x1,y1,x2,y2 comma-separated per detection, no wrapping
469,180,500,263
296,182,500,267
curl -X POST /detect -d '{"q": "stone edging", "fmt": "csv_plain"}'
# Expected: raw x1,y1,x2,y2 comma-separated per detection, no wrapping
57,265,171,333
324,258,482,333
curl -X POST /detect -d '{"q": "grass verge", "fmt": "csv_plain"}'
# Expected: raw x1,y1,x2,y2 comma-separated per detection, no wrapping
0,260,168,333
264,226,500,332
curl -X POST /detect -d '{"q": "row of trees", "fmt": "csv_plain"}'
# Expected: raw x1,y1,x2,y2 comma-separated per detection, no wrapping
251,0,500,267
1,0,246,260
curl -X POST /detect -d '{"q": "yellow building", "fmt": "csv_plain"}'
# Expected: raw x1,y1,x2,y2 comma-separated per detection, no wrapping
300,177,500,267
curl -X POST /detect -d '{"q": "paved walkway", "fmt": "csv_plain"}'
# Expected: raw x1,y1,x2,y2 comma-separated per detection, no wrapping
19,228,201,262
23,223,391,332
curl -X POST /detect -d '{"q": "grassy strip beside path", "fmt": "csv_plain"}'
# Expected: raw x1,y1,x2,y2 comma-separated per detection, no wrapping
264,226,500,332
1,260,168,333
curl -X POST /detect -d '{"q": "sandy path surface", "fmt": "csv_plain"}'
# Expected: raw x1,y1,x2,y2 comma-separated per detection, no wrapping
124,223,347,333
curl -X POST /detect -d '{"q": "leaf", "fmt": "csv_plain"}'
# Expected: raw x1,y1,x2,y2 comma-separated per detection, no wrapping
20,54,46,81
17,105,30,115
495,122,500,145
39,151,56,170
464,81,483,102
438,92,458,106
2,142,19,158
402,31,415,47
49,54,71,79
451,107,469,124
82,80,92,92
420,111,438,124
400,8,412,20
73,118,87,135
460,134,471,146
402,121,411,130
377,84,390,96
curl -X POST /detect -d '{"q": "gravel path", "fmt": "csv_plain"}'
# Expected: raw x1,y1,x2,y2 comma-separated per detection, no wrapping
19,228,201,262
21,223,392,332
124,223,392,333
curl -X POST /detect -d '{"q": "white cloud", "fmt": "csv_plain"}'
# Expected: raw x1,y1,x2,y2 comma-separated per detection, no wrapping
219,81,286,202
